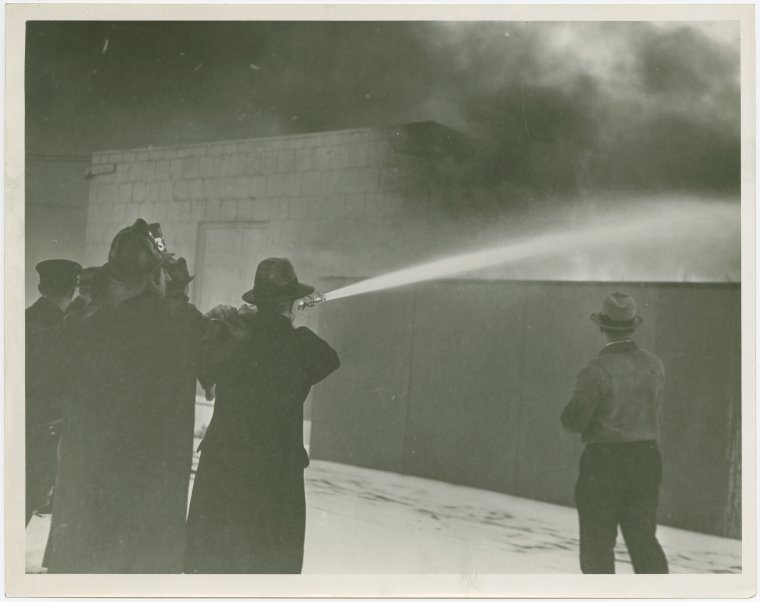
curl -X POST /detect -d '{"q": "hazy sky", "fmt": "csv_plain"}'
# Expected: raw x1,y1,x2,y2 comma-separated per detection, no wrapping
26,21,740,195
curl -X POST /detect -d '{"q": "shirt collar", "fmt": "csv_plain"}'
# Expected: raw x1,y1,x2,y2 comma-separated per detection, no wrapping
600,339,638,354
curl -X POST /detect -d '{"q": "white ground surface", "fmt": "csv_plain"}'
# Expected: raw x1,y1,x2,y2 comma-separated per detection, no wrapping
27,459,740,574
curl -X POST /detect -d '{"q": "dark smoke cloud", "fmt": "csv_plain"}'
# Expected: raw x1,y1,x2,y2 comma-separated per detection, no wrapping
414,22,740,201
26,21,739,199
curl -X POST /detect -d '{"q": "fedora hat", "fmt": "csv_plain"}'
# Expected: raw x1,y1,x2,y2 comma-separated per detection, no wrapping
590,292,643,331
76,266,99,289
89,265,111,304
165,257,195,285
107,218,165,283
242,257,314,305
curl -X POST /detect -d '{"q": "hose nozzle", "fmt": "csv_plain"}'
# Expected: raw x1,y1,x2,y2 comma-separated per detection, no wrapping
295,293,326,310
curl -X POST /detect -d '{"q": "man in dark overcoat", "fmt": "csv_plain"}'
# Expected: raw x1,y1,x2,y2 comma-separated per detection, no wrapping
26,259,81,525
64,266,98,318
45,219,202,573
561,292,669,574
184,257,340,574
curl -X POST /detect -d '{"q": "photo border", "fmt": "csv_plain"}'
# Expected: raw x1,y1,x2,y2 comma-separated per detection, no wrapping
5,3,755,597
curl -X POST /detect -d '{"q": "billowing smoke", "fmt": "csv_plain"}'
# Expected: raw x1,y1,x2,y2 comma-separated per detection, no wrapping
27,21,739,197
26,21,741,283
412,22,740,206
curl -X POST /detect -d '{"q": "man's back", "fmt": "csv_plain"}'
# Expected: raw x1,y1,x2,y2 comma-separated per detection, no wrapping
200,312,340,465
562,293,669,574
48,291,200,573
562,340,665,444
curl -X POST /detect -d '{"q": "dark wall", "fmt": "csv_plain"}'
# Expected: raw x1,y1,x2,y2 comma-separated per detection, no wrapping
310,279,741,537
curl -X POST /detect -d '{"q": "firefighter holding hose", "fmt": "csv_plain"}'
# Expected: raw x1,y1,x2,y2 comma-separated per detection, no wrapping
185,257,340,573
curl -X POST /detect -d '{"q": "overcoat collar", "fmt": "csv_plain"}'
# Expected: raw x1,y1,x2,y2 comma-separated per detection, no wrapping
32,296,64,317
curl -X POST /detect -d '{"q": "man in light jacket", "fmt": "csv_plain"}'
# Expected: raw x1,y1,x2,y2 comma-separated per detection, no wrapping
561,292,669,574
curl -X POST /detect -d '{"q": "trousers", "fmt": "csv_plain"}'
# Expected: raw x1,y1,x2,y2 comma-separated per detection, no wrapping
575,440,669,574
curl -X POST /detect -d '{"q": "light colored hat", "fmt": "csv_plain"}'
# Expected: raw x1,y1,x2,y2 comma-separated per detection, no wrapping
590,292,643,331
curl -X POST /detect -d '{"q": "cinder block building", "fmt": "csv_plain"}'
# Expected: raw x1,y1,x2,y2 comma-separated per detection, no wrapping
83,121,468,312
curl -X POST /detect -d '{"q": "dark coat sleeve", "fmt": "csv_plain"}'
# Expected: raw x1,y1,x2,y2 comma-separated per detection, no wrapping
197,306,255,389
295,327,340,385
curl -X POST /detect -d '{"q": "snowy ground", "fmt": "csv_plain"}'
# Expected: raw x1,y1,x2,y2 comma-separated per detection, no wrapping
27,459,740,574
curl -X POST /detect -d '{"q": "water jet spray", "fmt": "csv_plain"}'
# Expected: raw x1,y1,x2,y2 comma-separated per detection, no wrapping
292,202,739,310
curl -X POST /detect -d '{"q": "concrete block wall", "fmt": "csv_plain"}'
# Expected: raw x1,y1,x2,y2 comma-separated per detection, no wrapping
83,122,455,300
310,279,742,538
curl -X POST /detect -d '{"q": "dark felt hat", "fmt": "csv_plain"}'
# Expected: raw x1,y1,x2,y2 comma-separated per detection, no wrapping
76,266,99,288
107,218,165,282
242,257,314,305
165,257,194,285
36,259,82,289
88,264,112,304
590,292,644,331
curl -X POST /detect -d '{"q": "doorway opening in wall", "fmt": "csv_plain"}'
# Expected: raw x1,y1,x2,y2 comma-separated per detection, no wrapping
193,221,270,311
191,220,320,451
192,220,271,465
